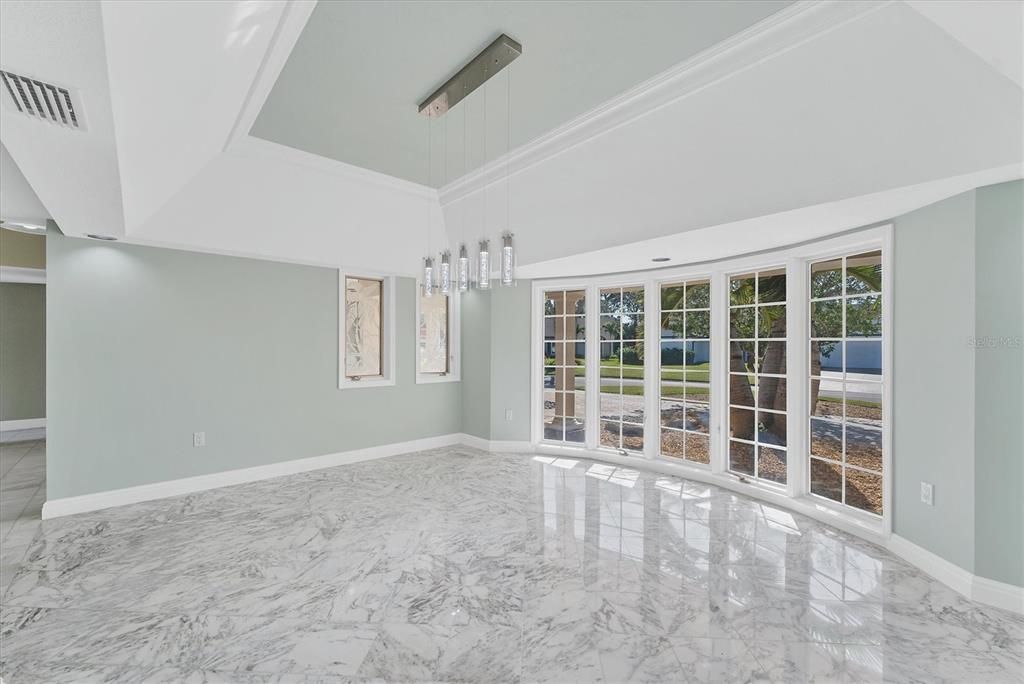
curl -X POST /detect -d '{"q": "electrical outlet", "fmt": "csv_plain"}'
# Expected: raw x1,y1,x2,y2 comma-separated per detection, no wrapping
920,481,933,506
505,409,513,421
193,431,206,448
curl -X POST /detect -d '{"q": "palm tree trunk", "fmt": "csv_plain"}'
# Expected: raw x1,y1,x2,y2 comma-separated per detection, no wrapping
729,324,755,439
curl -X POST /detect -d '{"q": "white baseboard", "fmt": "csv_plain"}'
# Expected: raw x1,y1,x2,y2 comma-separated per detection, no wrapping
886,535,1022,615
42,433,464,519
886,535,975,598
972,575,1024,615
457,433,533,453
0,418,46,431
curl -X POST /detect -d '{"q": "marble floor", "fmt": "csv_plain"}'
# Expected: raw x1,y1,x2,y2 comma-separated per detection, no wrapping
0,445,1021,683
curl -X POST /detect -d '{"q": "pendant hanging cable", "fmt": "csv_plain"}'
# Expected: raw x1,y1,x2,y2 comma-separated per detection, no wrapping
423,115,434,296
501,66,515,287
478,80,490,289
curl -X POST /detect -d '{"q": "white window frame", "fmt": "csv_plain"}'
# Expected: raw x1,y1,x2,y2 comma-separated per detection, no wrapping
530,225,893,537
415,286,461,384
338,271,396,390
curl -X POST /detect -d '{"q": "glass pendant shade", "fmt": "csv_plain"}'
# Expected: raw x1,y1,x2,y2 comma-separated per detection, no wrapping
423,256,434,297
477,240,490,289
439,251,451,295
501,233,515,287
457,245,470,292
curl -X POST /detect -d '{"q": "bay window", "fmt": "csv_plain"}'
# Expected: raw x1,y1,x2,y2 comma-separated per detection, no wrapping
531,227,891,530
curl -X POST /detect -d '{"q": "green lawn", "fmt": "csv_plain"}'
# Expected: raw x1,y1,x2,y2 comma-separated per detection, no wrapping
545,358,710,382
602,384,710,399
818,395,882,409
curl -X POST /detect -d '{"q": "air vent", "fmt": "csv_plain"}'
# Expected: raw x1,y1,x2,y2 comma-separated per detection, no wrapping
0,69,84,130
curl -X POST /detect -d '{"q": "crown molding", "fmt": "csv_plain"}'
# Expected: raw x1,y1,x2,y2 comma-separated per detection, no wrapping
439,0,893,206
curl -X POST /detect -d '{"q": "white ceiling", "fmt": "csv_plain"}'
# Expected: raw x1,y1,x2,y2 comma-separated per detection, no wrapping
0,144,49,223
250,0,792,187
0,0,1020,278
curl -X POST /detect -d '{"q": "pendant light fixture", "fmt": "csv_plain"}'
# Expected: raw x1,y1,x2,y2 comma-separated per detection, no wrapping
477,239,490,290
417,34,522,296
500,233,515,287
439,250,451,295
457,244,470,291
423,256,434,297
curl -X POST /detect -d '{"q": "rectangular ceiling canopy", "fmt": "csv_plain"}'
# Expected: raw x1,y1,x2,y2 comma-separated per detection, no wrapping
419,33,522,118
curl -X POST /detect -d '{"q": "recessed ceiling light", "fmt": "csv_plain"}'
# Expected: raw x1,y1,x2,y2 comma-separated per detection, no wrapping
652,257,671,263
86,233,117,241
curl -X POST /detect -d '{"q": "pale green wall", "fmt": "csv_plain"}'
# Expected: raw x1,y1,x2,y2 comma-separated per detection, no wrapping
489,286,532,442
46,233,461,499
458,285,533,442
892,190,977,572
973,180,1024,587
0,283,45,421
459,290,492,440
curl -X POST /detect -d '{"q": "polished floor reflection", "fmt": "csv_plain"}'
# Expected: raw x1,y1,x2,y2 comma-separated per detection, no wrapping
1,446,1021,682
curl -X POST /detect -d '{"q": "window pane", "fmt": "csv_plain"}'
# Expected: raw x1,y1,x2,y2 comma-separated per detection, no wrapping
662,312,684,339
686,281,711,309
810,417,842,461
758,340,787,376
811,300,842,338
567,290,586,315
845,468,883,515
811,458,843,502
600,421,620,448
758,269,786,303
730,307,755,338
621,423,644,452
757,409,787,447
623,381,644,424
661,341,685,370
600,314,620,340
730,407,756,441
846,251,881,295
661,428,685,459
661,390,686,428
685,433,711,464
729,440,755,475
600,289,621,313
758,447,787,484
544,291,563,315
757,377,786,414
600,341,621,365
845,340,882,376
686,310,710,339
344,277,382,377
731,341,756,375
685,342,711,370
730,274,755,305
810,380,842,418
759,305,786,338
600,382,623,422
813,340,843,376
811,258,843,299
661,284,685,311
621,286,644,313
419,294,448,374
846,295,881,337
729,376,756,408
685,402,709,434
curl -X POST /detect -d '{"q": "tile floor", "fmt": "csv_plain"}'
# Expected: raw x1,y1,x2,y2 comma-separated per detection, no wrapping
0,445,1021,682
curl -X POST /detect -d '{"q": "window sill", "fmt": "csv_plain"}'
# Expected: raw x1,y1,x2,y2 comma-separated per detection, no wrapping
338,377,395,390
415,373,460,385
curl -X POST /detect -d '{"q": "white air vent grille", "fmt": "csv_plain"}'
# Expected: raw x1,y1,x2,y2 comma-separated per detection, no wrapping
0,69,83,130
